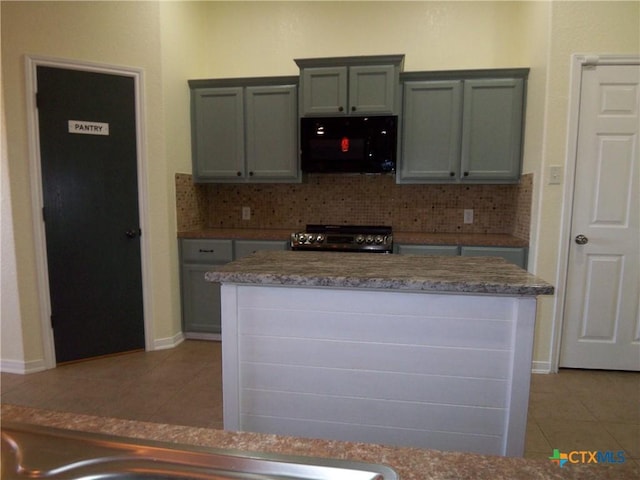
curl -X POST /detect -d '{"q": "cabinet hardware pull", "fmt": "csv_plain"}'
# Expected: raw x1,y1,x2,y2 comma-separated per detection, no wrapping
249,171,254,176
338,106,344,112
199,249,215,253
449,172,455,177
463,171,469,177
351,106,356,112
236,171,242,176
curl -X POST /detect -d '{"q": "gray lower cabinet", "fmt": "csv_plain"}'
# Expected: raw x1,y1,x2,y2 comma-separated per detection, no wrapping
234,239,289,260
396,243,528,269
189,78,299,183
460,246,528,269
180,239,233,337
180,238,288,337
395,244,460,256
398,69,527,184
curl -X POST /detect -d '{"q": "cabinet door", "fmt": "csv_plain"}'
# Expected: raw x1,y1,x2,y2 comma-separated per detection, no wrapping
234,240,288,260
396,244,460,256
191,87,245,181
300,67,348,116
461,79,524,182
348,65,396,114
180,239,233,336
460,246,527,269
399,80,462,182
181,264,222,335
246,86,299,181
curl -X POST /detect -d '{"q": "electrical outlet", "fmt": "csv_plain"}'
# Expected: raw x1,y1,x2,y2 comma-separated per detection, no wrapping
463,209,474,224
242,206,251,220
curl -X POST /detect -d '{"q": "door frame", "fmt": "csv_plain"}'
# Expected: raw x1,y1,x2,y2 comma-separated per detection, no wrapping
25,55,154,369
550,54,640,372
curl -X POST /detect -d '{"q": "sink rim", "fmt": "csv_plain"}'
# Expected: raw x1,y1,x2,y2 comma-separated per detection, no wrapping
1,421,399,480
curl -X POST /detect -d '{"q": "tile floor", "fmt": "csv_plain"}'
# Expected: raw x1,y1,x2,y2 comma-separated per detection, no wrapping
1,340,638,463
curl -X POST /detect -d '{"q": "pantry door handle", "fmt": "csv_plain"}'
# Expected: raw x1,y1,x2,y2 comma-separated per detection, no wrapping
125,228,141,238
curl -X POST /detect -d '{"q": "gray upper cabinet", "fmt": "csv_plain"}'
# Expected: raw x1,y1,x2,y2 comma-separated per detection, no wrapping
295,55,404,116
299,66,348,116
461,78,524,182
189,77,300,183
398,69,528,184
245,85,299,180
400,80,463,181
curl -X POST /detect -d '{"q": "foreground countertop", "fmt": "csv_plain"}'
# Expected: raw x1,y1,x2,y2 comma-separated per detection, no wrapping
177,228,528,248
205,250,553,296
1,405,635,480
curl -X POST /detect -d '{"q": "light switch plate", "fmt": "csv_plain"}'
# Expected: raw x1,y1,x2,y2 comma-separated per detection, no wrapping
549,165,562,185
242,206,251,220
463,209,474,224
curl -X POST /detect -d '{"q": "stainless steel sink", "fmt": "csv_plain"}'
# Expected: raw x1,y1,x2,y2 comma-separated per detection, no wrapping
1,422,398,480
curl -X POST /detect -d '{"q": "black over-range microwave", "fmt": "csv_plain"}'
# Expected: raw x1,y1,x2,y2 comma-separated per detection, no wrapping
300,116,397,174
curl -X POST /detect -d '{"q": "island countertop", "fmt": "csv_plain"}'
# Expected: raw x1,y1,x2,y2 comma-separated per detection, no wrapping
205,250,553,296
2,405,635,480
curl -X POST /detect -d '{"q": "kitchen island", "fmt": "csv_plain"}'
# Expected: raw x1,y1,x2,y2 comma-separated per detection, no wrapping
206,251,554,457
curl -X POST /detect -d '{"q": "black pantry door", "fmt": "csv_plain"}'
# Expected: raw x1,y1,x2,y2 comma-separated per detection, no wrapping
37,66,145,364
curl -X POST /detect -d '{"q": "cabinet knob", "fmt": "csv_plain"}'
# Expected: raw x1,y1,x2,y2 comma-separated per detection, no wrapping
236,171,242,177
449,172,455,177
463,171,469,177
351,106,356,112
249,171,254,176
338,106,344,112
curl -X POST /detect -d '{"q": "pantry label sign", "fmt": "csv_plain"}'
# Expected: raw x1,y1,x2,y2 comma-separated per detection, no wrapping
68,120,109,136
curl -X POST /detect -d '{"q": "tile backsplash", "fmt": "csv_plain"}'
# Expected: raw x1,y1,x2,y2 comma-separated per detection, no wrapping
176,173,532,241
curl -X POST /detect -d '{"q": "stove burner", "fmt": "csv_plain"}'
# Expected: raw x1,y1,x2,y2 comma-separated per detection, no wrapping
291,225,393,253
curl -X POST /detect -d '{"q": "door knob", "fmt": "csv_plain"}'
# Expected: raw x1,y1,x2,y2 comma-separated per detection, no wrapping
125,229,141,239
575,234,589,245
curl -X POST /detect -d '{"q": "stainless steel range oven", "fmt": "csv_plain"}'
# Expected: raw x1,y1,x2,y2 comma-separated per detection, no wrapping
290,225,393,253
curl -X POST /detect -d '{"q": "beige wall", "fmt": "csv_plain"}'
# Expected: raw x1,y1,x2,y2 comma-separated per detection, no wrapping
532,1,639,369
1,1,172,367
2,1,638,372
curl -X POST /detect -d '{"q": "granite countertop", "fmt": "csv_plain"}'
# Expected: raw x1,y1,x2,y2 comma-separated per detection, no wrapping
205,250,553,296
2,405,635,480
177,228,528,248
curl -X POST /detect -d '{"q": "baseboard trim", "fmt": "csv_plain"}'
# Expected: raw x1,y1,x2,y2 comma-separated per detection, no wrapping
153,331,185,350
184,332,221,341
1,333,186,374
1,358,48,375
531,361,552,374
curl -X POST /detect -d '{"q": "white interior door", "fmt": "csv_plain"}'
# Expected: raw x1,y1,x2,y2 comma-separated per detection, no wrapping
560,63,640,370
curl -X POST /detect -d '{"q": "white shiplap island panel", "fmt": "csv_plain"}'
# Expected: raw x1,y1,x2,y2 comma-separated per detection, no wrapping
211,251,553,457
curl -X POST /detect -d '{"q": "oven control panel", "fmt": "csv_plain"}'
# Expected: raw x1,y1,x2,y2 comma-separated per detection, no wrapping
290,231,393,253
